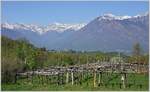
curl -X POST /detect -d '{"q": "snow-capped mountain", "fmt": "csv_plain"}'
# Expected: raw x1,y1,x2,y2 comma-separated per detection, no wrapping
67,13,149,52
1,22,86,34
2,13,148,34
1,13,149,53
98,13,148,21
98,14,131,21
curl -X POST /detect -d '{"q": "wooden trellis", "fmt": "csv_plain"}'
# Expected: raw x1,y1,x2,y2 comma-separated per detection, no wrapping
16,61,148,88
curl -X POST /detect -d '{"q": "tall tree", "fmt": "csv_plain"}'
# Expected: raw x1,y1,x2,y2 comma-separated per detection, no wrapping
132,42,141,56
132,42,143,63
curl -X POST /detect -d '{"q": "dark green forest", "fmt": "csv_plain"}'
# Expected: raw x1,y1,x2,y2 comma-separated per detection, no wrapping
1,36,149,84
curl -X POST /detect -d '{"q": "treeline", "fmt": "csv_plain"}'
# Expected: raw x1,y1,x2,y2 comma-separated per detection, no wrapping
1,36,149,83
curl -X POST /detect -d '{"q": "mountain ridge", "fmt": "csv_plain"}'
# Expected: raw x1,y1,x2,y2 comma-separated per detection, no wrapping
2,13,148,34
1,13,149,53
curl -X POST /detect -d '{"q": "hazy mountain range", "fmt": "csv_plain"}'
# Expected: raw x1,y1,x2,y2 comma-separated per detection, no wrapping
1,13,149,53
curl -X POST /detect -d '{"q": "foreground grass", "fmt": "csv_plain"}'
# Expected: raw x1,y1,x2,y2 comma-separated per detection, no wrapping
2,73,149,91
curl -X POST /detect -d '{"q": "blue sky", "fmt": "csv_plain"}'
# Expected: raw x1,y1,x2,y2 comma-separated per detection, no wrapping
2,1,149,25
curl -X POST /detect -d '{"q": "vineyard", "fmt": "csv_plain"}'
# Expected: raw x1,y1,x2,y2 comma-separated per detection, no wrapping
1,36,149,91
3,61,149,91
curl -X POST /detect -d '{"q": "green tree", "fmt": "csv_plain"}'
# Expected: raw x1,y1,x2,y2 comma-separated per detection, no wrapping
25,47,37,70
132,42,141,56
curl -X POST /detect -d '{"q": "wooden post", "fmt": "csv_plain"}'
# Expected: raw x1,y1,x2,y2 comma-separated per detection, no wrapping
57,73,60,85
31,71,33,83
124,73,127,88
66,72,69,84
14,73,17,83
71,72,74,85
94,70,97,87
98,73,100,84
47,75,49,84
46,75,49,84
98,72,102,85
61,73,63,84
82,72,84,80
49,75,51,84
121,73,126,88
37,74,39,84
42,75,44,84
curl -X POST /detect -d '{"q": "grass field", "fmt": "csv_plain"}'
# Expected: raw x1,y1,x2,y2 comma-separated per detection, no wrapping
2,73,149,91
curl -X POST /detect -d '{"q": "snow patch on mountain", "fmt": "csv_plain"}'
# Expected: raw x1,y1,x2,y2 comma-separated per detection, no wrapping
45,23,86,33
1,22,86,34
98,13,148,21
